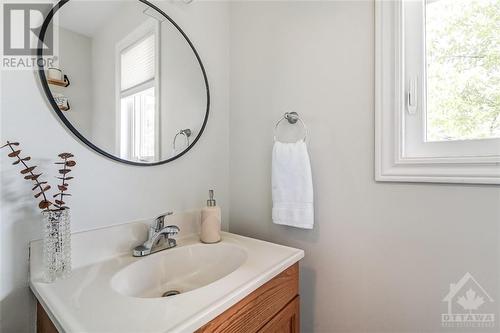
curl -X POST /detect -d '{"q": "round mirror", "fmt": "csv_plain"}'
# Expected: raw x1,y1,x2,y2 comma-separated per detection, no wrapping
38,0,209,166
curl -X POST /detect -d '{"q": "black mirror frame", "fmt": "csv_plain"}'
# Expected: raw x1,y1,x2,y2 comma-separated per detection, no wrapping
37,0,210,166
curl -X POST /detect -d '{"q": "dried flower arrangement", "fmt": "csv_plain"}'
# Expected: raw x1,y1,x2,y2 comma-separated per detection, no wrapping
1,141,76,212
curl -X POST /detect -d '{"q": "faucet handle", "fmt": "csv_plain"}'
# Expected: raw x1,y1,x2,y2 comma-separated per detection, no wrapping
153,212,173,231
164,225,180,237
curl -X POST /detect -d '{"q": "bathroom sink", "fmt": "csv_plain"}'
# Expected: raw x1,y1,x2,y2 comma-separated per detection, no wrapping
30,224,304,332
111,243,247,298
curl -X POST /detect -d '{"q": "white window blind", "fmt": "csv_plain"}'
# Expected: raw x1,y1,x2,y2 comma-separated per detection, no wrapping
120,34,155,92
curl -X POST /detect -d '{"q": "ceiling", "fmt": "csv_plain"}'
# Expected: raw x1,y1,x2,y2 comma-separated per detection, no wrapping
57,1,126,37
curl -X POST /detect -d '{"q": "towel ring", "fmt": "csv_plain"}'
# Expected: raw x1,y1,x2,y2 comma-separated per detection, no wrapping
274,112,308,142
173,129,192,151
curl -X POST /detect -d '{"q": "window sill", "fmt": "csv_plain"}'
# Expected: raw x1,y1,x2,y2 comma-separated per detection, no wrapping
375,161,500,185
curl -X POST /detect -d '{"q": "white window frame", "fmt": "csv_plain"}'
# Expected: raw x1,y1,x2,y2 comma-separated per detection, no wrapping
115,20,161,162
375,0,500,184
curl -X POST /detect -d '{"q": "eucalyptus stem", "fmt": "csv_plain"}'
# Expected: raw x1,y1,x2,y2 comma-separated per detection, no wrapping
5,141,50,211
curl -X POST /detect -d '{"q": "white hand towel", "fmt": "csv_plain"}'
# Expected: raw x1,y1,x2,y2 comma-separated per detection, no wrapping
272,141,314,229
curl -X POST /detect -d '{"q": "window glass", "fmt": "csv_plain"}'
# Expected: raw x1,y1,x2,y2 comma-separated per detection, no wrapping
426,0,500,141
120,87,155,161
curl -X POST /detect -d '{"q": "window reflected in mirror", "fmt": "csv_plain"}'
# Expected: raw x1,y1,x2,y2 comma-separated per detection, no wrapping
118,29,158,162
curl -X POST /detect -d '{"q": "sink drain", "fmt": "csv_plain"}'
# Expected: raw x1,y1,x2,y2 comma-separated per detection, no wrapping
162,290,181,297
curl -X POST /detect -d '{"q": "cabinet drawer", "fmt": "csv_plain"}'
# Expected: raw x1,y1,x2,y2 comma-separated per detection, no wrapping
196,263,299,333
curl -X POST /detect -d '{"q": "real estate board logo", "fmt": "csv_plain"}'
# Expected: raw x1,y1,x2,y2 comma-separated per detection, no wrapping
442,272,495,328
2,2,56,69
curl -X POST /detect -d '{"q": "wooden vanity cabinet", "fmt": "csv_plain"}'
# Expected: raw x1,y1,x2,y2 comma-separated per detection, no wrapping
37,302,58,333
196,263,300,333
37,263,300,333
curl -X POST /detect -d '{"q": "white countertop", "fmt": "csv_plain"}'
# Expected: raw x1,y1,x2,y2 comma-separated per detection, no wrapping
29,221,304,333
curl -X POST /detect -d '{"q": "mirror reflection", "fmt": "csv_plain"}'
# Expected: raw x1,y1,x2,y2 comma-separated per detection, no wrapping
44,0,208,164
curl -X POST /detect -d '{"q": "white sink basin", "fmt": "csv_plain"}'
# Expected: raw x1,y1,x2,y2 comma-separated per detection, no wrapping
111,243,247,298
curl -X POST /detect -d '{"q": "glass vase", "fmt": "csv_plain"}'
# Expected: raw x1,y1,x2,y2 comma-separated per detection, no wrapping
42,209,71,283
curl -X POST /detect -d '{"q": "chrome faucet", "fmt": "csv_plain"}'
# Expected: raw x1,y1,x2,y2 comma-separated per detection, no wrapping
133,212,180,257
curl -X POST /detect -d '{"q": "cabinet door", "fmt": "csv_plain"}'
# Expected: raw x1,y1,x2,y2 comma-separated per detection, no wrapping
260,296,300,333
196,264,299,333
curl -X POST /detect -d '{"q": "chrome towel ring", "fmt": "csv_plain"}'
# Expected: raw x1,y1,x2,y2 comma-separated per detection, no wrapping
274,112,308,142
173,129,192,151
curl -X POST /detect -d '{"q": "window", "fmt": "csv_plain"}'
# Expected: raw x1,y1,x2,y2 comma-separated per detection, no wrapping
120,87,156,161
376,0,500,184
425,0,499,142
116,24,160,162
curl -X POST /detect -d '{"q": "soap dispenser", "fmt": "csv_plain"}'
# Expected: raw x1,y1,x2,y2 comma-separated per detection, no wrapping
200,190,221,243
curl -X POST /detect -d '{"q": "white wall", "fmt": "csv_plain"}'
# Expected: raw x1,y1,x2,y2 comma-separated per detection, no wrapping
0,2,230,332
228,1,500,332
55,28,93,136
161,21,207,159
